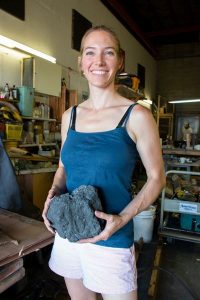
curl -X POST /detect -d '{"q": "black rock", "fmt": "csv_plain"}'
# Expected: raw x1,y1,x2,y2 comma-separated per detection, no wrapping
47,185,105,242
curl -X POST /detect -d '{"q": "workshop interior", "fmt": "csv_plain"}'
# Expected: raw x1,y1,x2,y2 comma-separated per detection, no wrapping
0,1,200,299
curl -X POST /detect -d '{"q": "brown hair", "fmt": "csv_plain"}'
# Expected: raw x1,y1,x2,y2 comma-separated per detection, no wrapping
79,25,124,72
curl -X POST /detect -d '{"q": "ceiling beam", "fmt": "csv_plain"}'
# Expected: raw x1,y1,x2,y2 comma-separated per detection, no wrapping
147,24,200,37
101,0,158,57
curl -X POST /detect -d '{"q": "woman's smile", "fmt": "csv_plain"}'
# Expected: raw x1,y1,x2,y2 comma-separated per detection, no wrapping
80,31,121,88
91,70,108,75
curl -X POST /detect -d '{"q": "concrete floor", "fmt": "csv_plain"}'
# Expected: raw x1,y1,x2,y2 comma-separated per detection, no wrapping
1,238,200,300
156,239,200,300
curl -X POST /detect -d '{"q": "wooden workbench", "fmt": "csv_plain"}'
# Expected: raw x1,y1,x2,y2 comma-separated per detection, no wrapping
0,209,54,266
0,209,54,293
166,159,200,169
162,148,200,157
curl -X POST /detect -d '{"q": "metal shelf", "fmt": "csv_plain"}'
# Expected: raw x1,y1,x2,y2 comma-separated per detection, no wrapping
163,198,200,216
159,170,200,243
159,228,200,243
22,116,56,122
19,143,56,147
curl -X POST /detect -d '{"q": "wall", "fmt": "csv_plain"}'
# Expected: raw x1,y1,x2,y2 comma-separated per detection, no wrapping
0,0,156,101
0,54,22,88
157,43,200,113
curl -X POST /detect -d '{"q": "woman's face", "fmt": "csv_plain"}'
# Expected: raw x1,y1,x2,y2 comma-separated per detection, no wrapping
80,30,122,89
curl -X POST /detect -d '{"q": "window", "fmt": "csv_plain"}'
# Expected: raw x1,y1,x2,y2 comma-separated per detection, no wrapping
0,0,25,20
137,63,145,90
72,9,92,51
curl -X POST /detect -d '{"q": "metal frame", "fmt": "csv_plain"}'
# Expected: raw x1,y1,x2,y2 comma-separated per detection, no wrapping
159,170,200,243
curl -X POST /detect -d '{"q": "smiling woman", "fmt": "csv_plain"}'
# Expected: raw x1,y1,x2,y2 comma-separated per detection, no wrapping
78,26,124,90
42,25,165,300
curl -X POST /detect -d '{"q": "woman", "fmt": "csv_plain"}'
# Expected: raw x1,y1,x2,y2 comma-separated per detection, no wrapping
42,25,166,300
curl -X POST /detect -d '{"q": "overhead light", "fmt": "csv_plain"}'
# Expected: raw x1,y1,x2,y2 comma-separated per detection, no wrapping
0,35,16,48
118,72,128,76
169,99,200,104
0,45,30,59
0,34,56,63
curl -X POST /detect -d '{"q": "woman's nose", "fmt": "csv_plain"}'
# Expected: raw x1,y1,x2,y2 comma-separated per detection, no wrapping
95,53,105,65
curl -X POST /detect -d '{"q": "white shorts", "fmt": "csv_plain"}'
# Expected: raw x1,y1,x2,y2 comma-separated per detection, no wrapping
49,233,137,294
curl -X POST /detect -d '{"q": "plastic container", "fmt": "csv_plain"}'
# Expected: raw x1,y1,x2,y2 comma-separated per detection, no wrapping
133,205,156,243
180,214,200,232
17,86,34,116
5,124,23,141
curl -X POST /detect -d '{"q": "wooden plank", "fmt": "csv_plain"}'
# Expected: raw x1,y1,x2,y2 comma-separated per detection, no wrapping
0,209,54,267
0,230,18,246
0,267,25,293
0,258,23,281
9,153,58,162
148,244,162,298
163,149,200,156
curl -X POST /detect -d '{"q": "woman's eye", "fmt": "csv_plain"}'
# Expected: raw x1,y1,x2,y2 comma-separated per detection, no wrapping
85,51,94,56
105,50,115,56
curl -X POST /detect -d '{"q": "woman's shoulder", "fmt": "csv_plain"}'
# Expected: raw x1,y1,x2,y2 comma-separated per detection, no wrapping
63,106,74,117
61,106,75,126
128,102,155,129
132,102,152,115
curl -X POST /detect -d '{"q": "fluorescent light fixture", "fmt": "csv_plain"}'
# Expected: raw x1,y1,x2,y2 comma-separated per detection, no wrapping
0,35,16,47
118,72,128,76
0,34,56,63
0,45,30,59
169,99,200,104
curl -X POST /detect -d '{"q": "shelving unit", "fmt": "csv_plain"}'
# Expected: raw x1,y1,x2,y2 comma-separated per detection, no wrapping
22,116,56,122
156,95,174,139
157,113,174,138
20,115,58,149
159,170,200,243
19,143,56,147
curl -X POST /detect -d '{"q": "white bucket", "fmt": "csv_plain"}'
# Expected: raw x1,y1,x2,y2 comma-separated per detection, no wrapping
133,205,156,243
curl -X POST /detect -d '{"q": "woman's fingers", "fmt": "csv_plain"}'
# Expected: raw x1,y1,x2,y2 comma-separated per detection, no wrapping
78,212,124,243
44,220,55,234
42,195,56,233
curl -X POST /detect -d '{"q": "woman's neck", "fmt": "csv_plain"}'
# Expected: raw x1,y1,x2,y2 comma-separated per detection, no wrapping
87,84,119,110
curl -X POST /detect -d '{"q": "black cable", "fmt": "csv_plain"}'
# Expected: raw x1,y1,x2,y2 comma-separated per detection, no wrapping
137,264,199,300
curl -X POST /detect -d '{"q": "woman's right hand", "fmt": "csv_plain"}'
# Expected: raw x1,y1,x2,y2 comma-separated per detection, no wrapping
42,186,60,234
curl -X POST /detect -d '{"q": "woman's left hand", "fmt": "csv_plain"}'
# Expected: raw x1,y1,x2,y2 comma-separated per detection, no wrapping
78,210,125,243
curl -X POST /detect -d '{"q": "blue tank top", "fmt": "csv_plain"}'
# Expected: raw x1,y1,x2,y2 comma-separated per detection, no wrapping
61,104,139,248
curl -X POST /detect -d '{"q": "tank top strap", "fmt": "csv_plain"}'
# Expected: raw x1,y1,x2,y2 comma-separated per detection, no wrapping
69,105,77,130
116,103,138,128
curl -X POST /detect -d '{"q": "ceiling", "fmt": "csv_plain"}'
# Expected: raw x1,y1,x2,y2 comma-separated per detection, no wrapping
101,0,200,57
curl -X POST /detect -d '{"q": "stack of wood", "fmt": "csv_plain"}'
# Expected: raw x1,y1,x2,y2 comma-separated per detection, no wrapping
0,209,54,294
0,258,25,293
0,229,25,293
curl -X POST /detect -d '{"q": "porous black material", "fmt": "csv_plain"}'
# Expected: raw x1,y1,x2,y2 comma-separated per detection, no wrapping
47,185,105,242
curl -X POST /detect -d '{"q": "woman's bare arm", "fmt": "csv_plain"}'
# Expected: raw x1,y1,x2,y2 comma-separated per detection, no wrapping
119,104,166,222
